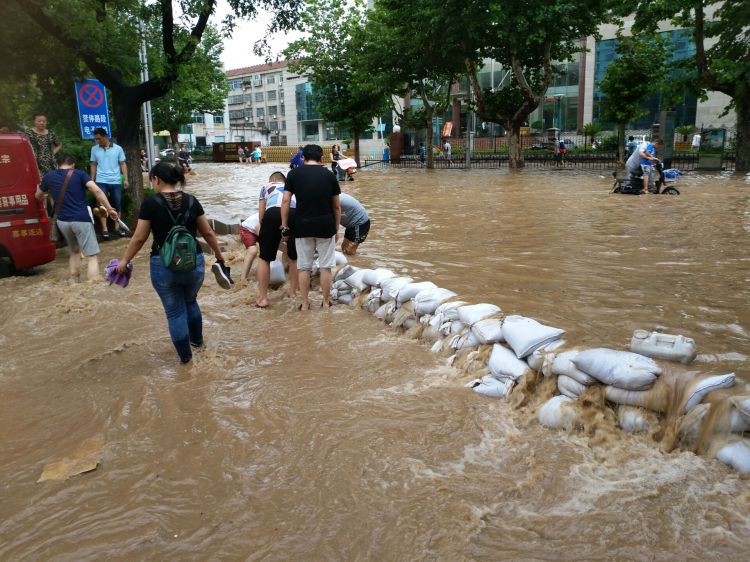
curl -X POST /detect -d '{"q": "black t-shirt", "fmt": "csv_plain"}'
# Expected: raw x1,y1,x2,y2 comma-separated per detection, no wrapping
139,192,204,256
284,164,341,238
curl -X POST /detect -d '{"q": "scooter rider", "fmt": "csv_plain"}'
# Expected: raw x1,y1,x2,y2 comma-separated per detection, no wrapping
639,138,663,193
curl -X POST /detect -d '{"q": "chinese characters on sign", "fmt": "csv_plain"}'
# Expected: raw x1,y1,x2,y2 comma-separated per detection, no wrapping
0,153,11,164
12,228,43,238
0,194,29,208
75,79,111,140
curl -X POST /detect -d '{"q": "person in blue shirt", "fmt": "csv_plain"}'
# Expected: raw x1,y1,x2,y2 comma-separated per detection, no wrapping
290,146,304,169
36,154,118,281
90,127,128,238
419,142,426,164
627,135,638,157
639,138,662,193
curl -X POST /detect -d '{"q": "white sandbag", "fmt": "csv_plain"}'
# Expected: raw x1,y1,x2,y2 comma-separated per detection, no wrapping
618,406,650,434
334,264,357,282
684,373,736,413
344,268,374,292
374,303,388,321
335,251,348,266
501,315,566,358
269,259,286,285
471,318,505,345
715,440,750,474
488,344,530,381
604,386,650,408
573,348,662,390
527,340,567,376
430,338,449,353
450,330,481,351
551,350,597,385
729,394,750,423
730,408,750,433
413,288,458,316
396,281,438,304
439,320,466,337
332,278,353,294
380,276,414,301
382,301,398,324
538,395,578,429
457,303,501,326
337,293,354,305
365,288,382,313
630,329,697,364
558,375,586,399
433,301,468,324
329,288,338,301
362,268,396,287
466,375,514,398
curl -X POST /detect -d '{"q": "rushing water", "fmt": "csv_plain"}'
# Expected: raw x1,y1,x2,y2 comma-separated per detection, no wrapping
1,163,749,560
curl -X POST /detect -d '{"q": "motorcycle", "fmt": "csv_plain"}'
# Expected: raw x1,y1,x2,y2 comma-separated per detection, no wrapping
611,160,680,195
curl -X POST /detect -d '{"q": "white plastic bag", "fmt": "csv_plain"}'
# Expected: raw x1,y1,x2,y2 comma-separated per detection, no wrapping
269,259,286,285
538,395,578,429
380,276,414,301
501,315,566,358
413,288,457,316
573,348,662,390
684,373,736,413
457,303,501,326
558,375,586,399
471,318,505,345
362,268,396,287
715,440,750,474
488,344,530,381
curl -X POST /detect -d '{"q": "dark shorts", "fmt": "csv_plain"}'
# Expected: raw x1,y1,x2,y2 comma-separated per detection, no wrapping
344,219,370,244
258,207,296,262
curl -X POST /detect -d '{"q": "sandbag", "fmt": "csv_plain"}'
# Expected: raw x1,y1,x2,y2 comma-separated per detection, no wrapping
332,279,353,294
551,350,597,385
573,348,662,390
684,373,736,413
715,440,750,474
488,344,530,381
335,251,348,266
558,375,586,399
269,259,286,285
502,315,566,358
433,301,468,324
729,394,750,423
362,268,396,287
457,303,501,326
413,288,458,316
450,330,481,351
466,375,514,398
538,395,578,429
344,268,374,292
365,288,382,313
374,303,388,321
380,276,414,301
604,386,650,409
618,406,651,434
471,318,505,345
396,281,438,304
527,340,566,376
439,320,466,337
334,264,357,282
337,293,354,305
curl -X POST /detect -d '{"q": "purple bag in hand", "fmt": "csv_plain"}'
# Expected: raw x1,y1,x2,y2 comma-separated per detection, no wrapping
104,258,133,288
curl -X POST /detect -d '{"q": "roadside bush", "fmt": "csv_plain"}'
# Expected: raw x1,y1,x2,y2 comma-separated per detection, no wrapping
598,134,619,151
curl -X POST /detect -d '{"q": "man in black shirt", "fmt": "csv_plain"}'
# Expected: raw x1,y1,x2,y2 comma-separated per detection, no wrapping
281,144,341,311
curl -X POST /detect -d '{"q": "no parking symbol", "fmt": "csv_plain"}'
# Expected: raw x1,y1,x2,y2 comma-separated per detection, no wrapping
74,79,111,139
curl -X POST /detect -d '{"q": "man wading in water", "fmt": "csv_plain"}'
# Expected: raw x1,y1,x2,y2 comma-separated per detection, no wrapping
280,144,341,311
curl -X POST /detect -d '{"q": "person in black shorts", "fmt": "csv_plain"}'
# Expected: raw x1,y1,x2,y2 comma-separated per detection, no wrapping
339,192,370,256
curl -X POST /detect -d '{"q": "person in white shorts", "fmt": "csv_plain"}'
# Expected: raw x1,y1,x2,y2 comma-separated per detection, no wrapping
280,144,341,311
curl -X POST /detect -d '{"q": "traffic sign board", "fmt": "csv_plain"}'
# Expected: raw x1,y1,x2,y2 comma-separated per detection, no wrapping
74,79,111,139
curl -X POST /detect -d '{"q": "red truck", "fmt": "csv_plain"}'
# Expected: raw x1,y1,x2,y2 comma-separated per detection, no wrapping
0,132,56,277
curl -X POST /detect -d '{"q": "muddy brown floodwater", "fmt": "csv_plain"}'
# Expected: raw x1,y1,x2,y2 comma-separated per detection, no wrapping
1,163,749,560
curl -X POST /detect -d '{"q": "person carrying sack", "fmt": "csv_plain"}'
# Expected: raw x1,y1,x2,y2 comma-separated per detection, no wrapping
116,162,230,364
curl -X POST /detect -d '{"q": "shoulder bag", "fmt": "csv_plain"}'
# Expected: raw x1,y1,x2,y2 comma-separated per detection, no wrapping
49,169,74,242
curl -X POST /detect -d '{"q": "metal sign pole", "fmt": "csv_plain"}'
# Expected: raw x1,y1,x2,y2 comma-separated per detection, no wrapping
139,21,155,169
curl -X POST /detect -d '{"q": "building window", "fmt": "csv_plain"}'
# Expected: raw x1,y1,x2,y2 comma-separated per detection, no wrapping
280,135,287,145
192,113,205,124
256,108,265,117
229,110,245,120
269,121,279,131
252,74,262,87
228,95,244,105
281,121,286,130
267,106,278,118
244,94,254,104
267,90,277,101
255,92,264,102
267,75,275,85
212,114,224,124
304,122,319,141
229,79,242,90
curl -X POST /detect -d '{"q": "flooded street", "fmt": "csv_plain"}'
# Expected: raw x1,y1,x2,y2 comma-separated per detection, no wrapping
1,163,749,560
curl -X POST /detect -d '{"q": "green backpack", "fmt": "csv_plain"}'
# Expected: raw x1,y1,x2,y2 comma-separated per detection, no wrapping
156,194,197,272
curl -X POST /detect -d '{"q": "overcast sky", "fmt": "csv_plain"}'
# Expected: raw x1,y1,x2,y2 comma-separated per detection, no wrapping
214,1,302,71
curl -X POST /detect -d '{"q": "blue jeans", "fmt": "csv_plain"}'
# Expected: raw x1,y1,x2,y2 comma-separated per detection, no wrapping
99,182,123,212
150,253,204,363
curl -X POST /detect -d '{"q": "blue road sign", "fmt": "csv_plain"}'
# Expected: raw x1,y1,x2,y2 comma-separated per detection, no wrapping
74,79,111,139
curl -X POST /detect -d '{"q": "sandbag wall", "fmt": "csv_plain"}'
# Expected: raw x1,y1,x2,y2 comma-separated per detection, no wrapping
329,265,750,475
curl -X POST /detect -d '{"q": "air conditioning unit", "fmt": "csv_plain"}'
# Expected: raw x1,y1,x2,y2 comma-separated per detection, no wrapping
271,115,277,119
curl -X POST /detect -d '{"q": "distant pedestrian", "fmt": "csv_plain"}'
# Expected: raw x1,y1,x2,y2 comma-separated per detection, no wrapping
443,139,452,162
419,142,426,164
238,146,245,163
281,144,341,311
290,146,304,169
35,154,118,282
692,133,701,151
90,127,128,239
26,113,62,177
115,162,229,364
252,146,262,164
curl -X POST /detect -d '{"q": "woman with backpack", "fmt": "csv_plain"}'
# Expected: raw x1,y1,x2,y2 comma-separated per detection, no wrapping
116,162,231,364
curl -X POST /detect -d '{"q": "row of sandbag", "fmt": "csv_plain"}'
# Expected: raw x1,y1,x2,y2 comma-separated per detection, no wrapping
329,265,750,475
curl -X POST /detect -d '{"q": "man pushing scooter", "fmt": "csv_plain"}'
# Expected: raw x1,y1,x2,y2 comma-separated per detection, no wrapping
625,137,663,193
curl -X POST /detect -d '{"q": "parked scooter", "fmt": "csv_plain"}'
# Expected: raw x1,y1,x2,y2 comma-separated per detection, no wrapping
611,160,680,195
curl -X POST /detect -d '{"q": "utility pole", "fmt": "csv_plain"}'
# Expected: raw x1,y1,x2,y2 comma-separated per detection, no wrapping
139,21,156,169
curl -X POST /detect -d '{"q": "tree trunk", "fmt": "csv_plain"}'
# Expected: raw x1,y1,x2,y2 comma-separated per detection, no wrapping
111,89,146,226
425,107,435,169
508,122,524,169
353,128,361,166
618,123,626,167
736,103,750,172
